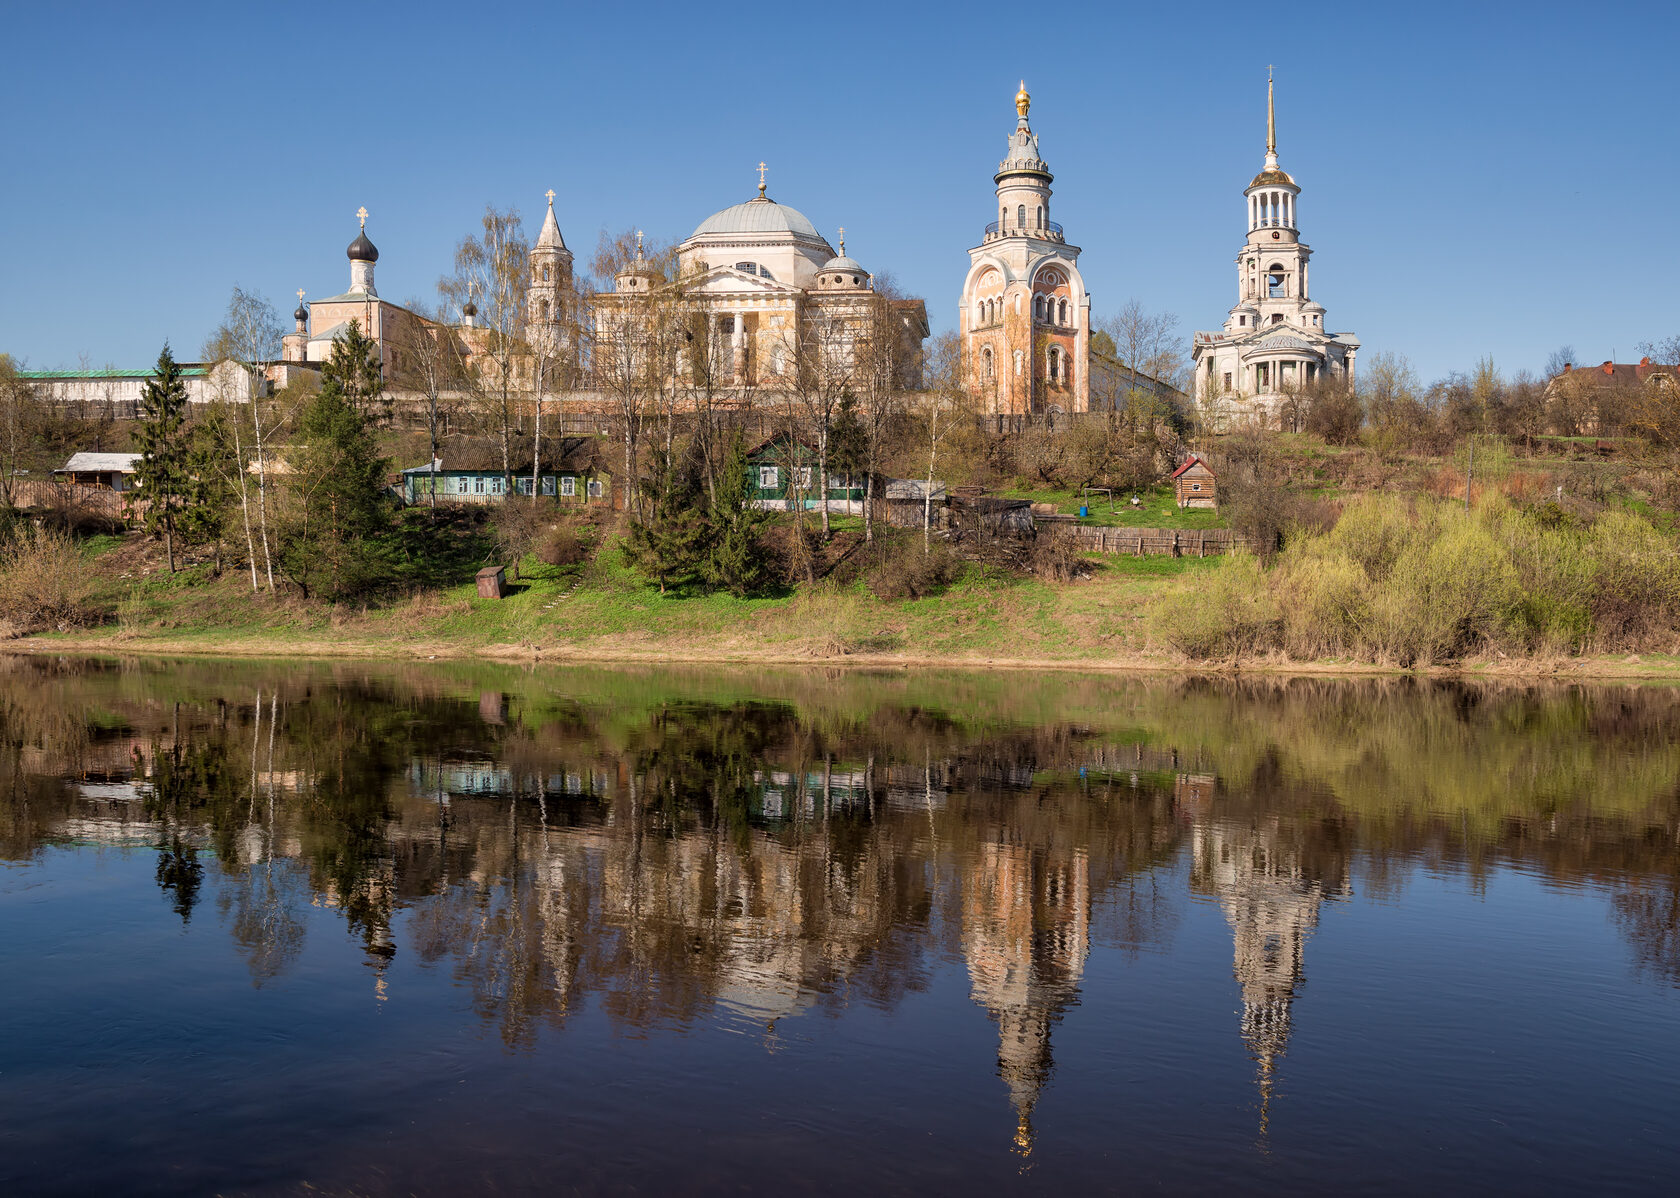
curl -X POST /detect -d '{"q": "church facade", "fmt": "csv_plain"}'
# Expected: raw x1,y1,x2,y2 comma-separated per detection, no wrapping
1191,75,1359,428
588,172,929,395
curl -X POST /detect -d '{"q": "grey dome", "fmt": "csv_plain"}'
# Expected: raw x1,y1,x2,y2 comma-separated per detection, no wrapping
347,230,379,262
822,254,863,274
691,197,825,243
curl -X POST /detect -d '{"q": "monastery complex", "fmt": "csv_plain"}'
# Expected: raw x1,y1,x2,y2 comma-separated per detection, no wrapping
24,76,1354,430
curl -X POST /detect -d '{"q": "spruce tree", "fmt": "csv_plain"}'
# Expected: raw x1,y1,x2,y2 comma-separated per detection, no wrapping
706,429,768,598
320,319,388,424
625,444,710,595
828,392,868,491
279,331,391,600
133,343,190,571
179,406,237,575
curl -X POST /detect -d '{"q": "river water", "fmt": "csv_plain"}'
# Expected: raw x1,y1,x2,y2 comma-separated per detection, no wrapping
2,658,1678,1194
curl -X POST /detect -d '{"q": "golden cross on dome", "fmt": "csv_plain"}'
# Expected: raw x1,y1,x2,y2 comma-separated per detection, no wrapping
838,226,845,254
356,205,368,229
757,161,768,196
296,288,305,302
635,229,644,260
545,188,556,206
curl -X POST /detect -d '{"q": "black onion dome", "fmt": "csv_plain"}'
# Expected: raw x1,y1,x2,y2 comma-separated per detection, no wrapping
462,300,478,317
293,301,308,322
347,230,379,262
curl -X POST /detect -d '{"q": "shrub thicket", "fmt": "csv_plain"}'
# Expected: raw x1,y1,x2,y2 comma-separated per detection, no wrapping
868,539,961,600
1154,494,1680,664
0,525,100,631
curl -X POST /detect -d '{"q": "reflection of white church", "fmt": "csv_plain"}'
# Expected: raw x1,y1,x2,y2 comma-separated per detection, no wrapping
1191,813,1348,1135
1192,75,1359,429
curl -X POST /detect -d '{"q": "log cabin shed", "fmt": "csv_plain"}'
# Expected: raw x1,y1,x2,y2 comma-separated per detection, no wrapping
1171,455,1217,509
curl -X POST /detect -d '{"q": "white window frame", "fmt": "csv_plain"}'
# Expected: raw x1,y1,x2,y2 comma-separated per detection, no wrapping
759,466,779,490
587,479,602,499
560,476,576,497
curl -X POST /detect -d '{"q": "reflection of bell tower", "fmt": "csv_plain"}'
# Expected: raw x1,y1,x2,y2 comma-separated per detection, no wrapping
1190,816,1347,1136
962,841,1090,1156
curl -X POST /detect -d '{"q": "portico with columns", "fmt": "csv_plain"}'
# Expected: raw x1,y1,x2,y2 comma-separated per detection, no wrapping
1192,72,1358,429
591,167,927,393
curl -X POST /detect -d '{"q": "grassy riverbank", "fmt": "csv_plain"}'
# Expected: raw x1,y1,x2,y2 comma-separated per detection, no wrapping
10,521,1680,680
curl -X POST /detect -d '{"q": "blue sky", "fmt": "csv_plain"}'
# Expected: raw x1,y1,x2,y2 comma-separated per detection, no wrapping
2,0,1674,379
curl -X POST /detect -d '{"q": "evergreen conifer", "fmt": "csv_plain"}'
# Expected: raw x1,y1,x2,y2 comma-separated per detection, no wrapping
133,343,191,571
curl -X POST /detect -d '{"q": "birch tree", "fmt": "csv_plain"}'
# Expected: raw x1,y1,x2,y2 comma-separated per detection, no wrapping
445,207,530,494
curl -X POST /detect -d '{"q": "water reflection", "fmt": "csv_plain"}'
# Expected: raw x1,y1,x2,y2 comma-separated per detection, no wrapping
4,658,1680,1166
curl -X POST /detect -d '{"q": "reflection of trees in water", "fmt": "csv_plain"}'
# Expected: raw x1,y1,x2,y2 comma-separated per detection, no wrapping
1613,879,1680,986
4,661,1680,1143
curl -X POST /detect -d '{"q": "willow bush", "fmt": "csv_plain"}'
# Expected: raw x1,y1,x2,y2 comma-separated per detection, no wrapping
1154,494,1680,663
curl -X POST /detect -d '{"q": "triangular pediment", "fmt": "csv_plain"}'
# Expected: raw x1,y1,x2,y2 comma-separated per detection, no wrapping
686,264,802,295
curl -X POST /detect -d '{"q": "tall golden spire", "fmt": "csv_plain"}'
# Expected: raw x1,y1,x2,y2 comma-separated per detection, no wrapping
1015,79,1030,119
1266,67,1276,156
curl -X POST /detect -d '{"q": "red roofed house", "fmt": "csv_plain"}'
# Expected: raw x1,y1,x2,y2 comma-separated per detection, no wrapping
1171,455,1217,509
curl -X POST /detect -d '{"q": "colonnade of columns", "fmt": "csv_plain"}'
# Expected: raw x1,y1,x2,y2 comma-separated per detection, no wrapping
709,311,748,383
1248,190,1296,231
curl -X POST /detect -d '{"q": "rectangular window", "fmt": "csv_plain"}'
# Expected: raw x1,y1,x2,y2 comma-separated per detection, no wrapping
587,479,602,499
542,475,557,496
560,476,576,497
759,466,778,489
473,477,485,494
517,477,532,495
1223,372,1232,392
827,475,846,492
491,477,504,495
796,467,813,489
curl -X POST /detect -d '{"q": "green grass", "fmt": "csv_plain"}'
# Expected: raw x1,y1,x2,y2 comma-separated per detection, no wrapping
998,484,1225,529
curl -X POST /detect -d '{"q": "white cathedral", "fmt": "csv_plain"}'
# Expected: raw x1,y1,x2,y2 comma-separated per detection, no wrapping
1192,75,1359,428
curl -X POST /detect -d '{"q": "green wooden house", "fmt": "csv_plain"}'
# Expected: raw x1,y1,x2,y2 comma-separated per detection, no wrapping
400,437,610,507
745,434,864,512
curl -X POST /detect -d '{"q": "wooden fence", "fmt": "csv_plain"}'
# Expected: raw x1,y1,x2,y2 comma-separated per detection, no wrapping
6,480,140,521
1046,524,1254,558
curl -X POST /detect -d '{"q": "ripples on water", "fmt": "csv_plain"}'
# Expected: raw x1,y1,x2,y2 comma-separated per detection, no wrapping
2,658,1679,1195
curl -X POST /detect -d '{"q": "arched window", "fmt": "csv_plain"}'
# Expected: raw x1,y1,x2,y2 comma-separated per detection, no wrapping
982,347,994,380
542,265,550,282
1036,205,1044,229
1018,204,1026,228
1047,347,1061,384
1033,295,1044,321
539,299,550,319
1057,298,1067,325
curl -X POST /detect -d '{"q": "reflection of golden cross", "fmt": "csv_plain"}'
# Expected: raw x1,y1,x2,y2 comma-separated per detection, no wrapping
356,205,368,229
296,288,305,302
545,188,555,205
757,161,767,194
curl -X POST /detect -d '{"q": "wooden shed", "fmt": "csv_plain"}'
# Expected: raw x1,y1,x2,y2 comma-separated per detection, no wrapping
1170,455,1217,509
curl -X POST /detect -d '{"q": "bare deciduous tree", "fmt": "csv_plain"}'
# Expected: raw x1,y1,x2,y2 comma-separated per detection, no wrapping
445,207,530,494
203,287,288,591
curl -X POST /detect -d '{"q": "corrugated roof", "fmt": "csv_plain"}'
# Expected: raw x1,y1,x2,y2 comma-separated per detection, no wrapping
55,452,142,474
22,367,210,379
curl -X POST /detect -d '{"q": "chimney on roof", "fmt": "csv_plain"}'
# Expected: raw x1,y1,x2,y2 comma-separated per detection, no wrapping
1602,360,1615,376
1640,356,1651,366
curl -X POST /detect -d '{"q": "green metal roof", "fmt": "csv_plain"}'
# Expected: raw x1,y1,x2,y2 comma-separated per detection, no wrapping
21,367,211,379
